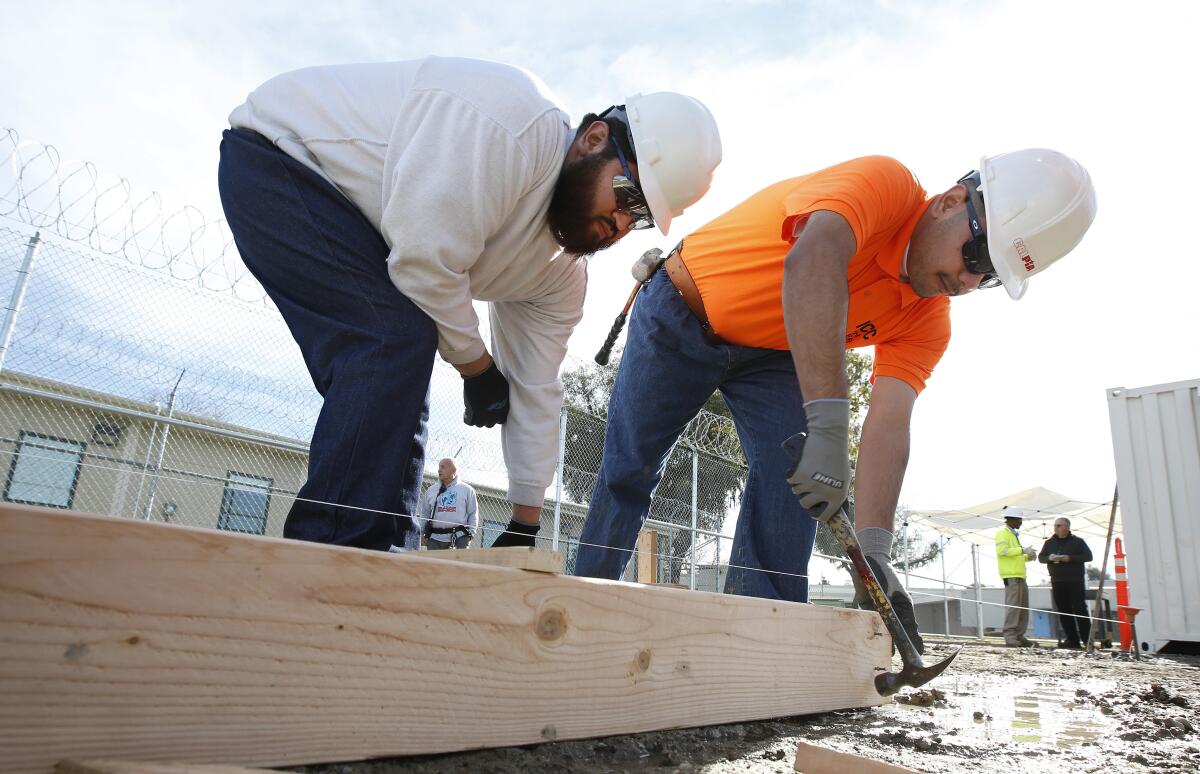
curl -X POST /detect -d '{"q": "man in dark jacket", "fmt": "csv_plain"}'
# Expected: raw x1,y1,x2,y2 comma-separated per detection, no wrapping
1039,517,1094,648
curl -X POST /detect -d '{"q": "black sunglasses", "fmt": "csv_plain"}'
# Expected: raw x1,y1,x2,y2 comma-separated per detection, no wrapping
610,136,655,231
958,171,1002,289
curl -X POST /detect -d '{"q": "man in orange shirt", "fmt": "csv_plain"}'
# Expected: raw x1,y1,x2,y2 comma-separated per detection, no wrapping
574,150,1096,652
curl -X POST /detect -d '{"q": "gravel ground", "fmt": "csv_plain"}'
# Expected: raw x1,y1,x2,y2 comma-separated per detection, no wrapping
292,643,1200,773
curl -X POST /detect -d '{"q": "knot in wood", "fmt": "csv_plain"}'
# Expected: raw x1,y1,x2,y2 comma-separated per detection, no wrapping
63,642,88,661
536,608,567,641
635,648,652,672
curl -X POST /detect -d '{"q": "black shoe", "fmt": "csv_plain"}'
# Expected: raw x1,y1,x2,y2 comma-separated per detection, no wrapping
862,555,925,655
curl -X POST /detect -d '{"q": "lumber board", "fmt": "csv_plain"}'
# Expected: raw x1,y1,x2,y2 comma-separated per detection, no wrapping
636,529,659,583
57,761,276,774
793,741,920,773
0,504,890,773
419,545,563,573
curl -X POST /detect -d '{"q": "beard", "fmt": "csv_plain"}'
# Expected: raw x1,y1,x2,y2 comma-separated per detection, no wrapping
547,152,618,257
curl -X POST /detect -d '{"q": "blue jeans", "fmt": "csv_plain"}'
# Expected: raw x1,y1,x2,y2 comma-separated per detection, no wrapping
574,268,816,602
217,129,435,551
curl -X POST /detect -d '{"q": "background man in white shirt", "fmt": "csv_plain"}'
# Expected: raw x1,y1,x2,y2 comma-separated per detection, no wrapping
422,458,478,550
219,56,721,552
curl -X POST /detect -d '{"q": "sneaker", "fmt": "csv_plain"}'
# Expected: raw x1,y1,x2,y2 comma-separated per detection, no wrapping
857,556,925,655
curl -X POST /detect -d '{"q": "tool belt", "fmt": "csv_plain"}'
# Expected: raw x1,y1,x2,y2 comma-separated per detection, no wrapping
428,525,473,537
664,246,728,346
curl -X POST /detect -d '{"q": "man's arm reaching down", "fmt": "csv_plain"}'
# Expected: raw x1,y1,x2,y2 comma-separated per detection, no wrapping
781,211,858,522
853,376,917,533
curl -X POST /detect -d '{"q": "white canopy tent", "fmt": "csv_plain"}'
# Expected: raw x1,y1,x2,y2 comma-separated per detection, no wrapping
903,486,1121,547
896,487,1122,643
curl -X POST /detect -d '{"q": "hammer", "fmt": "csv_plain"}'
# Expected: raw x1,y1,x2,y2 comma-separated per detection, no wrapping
782,434,959,696
594,247,666,365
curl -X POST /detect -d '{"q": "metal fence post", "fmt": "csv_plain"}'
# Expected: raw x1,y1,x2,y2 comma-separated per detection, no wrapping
0,231,43,376
1087,485,1120,652
552,405,567,552
714,535,721,592
972,543,984,640
902,517,910,591
941,534,950,636
690,447,698,591
143,370,185,521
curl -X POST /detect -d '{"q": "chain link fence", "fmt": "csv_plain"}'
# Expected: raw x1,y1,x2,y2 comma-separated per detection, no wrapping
556,405,744,586
0,128,1128,647
0,128,747,589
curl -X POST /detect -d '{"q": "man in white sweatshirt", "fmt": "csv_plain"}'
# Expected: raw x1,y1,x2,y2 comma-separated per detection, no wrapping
421,458,478,550
218,56,721,552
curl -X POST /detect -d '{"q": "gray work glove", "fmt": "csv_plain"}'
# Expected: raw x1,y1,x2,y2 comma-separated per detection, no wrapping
850,556,925,655
1023,545,1037,559
782,399,851,523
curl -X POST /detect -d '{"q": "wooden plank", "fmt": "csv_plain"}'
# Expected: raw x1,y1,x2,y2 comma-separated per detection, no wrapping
416,545,563,573
0,504,890,773
636,529,659,583
793,742,920,773
58,761,276,774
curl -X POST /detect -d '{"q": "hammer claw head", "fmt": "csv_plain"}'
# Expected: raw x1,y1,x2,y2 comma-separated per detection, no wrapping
873,646,960,697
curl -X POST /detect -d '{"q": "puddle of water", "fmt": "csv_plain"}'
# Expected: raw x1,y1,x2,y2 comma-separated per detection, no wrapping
887,674,1120,749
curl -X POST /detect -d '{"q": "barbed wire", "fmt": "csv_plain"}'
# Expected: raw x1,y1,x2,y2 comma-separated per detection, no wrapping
0,127,749,466
679,407,746,462
0,128,264,302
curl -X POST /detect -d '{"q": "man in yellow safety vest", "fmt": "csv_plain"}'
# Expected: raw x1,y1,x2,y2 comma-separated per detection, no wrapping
996,508,1038,647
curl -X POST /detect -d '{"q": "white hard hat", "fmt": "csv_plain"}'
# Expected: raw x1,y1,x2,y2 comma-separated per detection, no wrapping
625,92,722,236
978,148,1097,300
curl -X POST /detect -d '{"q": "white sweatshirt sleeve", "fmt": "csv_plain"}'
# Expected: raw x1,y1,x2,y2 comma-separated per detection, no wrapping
490,262,588,506
465,485,479,532
381,90,545,365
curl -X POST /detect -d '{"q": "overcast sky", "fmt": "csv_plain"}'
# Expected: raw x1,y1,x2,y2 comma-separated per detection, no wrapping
3,0,1196,551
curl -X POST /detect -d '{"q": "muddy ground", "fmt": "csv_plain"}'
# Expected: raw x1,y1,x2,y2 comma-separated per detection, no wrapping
292,643,1200,773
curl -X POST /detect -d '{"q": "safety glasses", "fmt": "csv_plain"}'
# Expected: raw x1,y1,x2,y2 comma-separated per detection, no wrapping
611,137,655,230
958,171,1002,289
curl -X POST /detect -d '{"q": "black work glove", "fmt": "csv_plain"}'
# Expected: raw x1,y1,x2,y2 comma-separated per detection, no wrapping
462,362,510,427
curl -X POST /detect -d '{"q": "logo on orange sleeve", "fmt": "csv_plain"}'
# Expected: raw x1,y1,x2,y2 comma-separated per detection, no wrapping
845,321,877,345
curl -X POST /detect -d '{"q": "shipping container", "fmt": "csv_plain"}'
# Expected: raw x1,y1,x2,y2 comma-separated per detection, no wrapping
1107,378,1200,653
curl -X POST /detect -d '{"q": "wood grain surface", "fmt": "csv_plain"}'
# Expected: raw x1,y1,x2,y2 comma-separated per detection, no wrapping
1,504,890,772
416,544,562,573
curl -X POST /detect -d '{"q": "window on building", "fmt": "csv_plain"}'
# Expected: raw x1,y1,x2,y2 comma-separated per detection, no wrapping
4,432,85,509
89,420,125,448
218,471,273,535
481,518,507,548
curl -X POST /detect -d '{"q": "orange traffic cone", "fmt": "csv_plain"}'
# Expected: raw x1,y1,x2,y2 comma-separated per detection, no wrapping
1114,537,1133,652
